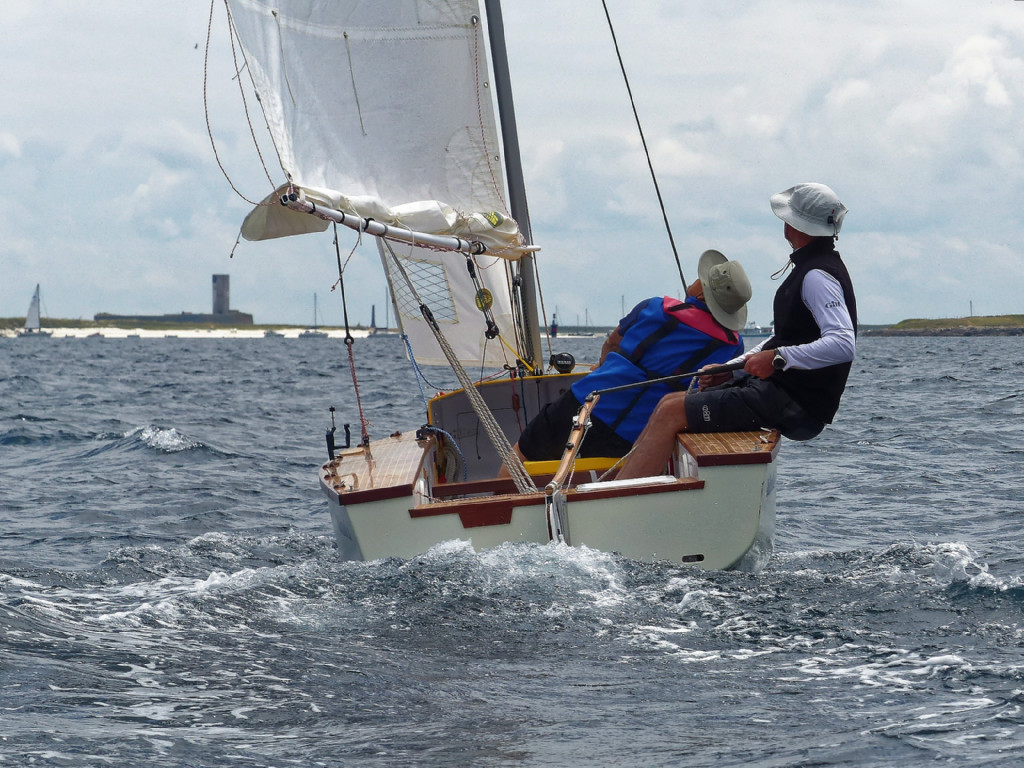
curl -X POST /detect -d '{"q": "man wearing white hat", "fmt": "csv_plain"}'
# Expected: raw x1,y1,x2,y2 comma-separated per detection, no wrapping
618,182,857,480
502,252,752,468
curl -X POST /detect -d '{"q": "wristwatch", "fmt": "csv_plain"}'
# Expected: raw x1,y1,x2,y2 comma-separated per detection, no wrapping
772,351,787,371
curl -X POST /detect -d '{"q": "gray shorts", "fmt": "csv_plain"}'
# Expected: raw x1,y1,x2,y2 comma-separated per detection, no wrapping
683,374,825,441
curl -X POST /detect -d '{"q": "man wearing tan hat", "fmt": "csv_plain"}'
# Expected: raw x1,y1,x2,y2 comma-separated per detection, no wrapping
618,182,857,480
501,251,752,468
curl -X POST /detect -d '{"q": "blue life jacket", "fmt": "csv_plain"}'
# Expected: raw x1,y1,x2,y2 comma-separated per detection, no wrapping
571,297,743,442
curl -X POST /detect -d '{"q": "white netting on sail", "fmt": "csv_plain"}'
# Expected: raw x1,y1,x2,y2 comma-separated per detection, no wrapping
382,242,533,494
377,238,515,369
385,256,458,325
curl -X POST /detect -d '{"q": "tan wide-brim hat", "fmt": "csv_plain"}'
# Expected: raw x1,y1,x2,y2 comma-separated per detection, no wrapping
698,249,752,331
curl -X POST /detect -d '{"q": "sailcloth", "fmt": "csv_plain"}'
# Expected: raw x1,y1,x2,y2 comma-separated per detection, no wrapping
25,285,42,332
226,0,527,366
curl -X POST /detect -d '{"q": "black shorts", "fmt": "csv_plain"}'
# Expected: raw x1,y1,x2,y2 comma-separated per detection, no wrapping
683,374,825,441
518,390,634,461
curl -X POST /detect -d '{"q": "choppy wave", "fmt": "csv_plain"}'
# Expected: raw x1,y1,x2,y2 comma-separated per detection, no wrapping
75,425,222,460
3,335,1024,766
4,530,1024,765
132,425,201,453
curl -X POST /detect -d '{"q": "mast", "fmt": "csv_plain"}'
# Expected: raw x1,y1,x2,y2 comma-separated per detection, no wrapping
484,0,543,373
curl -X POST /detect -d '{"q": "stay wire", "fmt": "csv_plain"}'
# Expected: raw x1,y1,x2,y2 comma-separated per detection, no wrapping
601,0,688,292
333,223,370,445
333,223,357,342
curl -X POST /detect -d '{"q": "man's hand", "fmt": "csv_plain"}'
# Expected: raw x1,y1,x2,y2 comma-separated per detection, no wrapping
697,365,734,390
744,349,776,380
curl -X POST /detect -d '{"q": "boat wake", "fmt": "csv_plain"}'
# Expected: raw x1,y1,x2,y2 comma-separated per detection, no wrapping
4,529,1023,765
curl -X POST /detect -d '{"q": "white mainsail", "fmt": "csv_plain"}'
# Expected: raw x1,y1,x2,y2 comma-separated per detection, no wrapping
24,285,42,332
225,0,529,367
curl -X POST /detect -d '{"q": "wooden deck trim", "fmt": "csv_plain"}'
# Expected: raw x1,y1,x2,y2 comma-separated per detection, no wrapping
677,430,781,467
324,481,418,506
568,477,704,502
411,477,705,529
410,491,545,527
429,467,621,500
320,431,432,505
431,477,533,498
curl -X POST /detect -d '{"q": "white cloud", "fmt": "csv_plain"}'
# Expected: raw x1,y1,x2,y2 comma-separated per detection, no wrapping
0,133,21,158
2,0,1024,327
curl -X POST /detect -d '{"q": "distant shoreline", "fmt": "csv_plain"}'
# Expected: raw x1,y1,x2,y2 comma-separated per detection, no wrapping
861,313,1024,337
0,326,379,340
4,316,1024,338
862,326,1024,337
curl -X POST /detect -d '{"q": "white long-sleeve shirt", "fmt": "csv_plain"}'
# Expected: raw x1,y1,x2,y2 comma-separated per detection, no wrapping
735,269,856,370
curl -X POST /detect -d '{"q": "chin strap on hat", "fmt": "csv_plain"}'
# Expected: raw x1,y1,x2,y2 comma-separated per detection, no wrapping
827,211,839,239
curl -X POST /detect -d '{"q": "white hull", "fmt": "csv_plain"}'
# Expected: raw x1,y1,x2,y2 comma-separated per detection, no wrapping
321,376,778,570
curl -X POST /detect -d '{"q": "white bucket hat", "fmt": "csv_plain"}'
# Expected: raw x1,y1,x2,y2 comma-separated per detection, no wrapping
698,249,751,331
770,182,847,237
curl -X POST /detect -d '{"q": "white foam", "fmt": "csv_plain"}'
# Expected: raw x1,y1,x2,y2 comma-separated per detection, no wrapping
131,425,200,452
0,573,39,589
922,541,1024,591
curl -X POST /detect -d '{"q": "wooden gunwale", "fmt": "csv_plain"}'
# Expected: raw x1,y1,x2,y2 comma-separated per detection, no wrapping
321,430,779,517
410,477,705,528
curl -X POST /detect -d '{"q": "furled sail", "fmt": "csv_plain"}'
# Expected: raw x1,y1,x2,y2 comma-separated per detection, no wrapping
226,0,527,366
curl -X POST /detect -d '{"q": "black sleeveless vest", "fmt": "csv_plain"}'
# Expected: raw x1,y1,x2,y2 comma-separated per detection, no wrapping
764,239,857,423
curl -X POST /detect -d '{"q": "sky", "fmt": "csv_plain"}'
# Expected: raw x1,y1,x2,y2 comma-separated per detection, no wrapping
3,0,1023,329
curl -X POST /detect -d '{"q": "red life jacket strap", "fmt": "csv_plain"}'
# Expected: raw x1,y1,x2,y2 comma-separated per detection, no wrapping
661,297,737,344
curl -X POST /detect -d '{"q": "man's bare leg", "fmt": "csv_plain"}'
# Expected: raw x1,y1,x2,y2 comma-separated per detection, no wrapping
497,443,528,479
617,392,690,480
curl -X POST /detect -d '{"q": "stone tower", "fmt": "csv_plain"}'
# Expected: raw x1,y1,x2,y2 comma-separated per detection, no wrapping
212,275,229,316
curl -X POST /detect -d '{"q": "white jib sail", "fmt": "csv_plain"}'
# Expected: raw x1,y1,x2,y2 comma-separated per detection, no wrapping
226,0,526,368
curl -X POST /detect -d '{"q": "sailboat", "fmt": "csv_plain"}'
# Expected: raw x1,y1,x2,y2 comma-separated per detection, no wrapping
219,0,778,570
298,293,327,338
17,285,52,338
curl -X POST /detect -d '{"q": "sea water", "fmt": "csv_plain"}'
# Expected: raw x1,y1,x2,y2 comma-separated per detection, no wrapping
2,334,1022,767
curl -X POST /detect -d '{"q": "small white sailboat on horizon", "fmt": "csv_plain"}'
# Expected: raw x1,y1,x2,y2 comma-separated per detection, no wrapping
215,0,778,570
17,284,53,338
298,293,327,339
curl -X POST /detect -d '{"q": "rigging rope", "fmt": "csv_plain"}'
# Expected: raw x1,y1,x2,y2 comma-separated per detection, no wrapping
600,0,688,292
204,0,280,208
532,257,555,369
332,224,371,446
400,335,470,483
382,241,535,494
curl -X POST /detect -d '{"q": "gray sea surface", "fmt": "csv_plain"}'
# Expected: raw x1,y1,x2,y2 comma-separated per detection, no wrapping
2,334,1023,766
